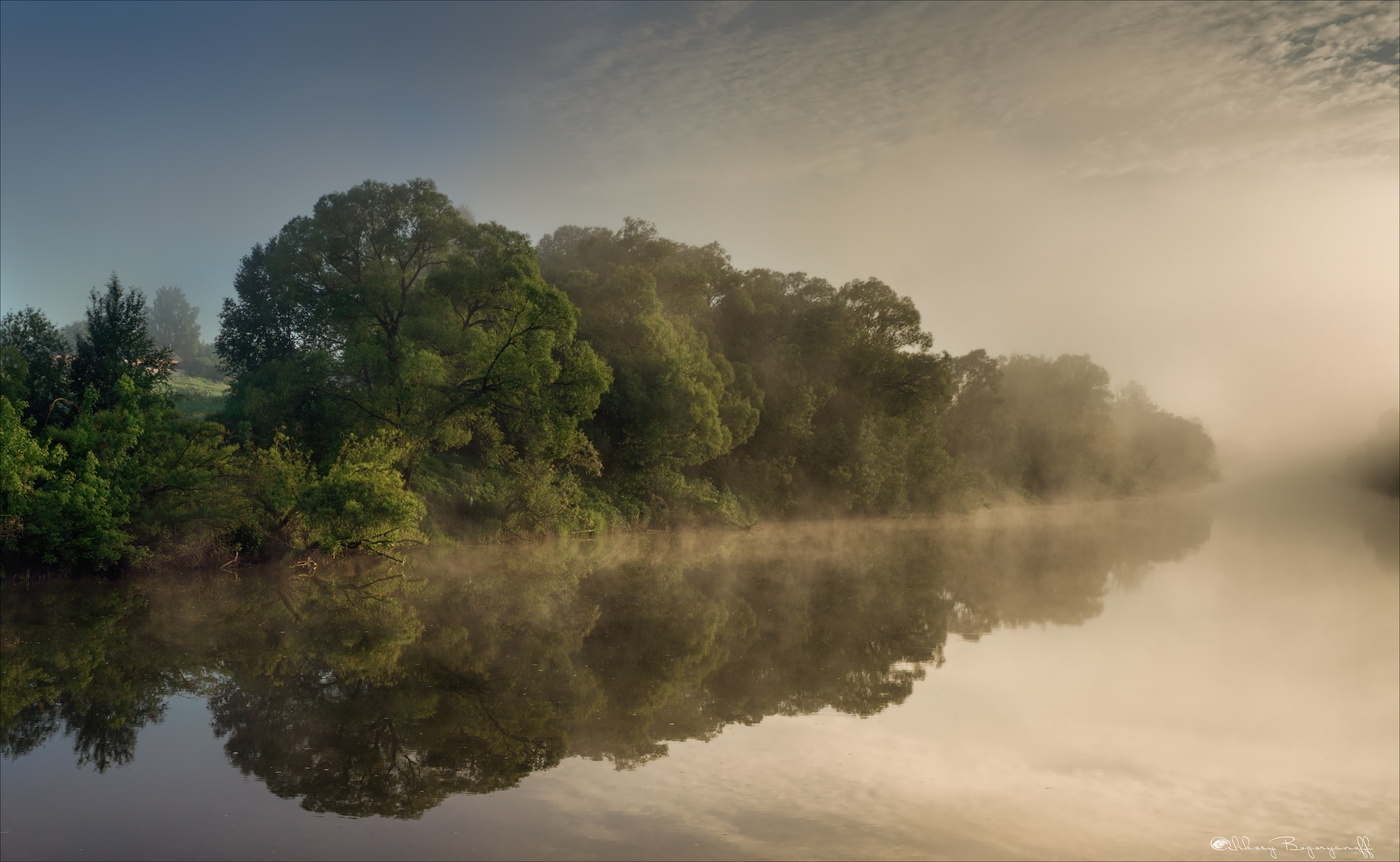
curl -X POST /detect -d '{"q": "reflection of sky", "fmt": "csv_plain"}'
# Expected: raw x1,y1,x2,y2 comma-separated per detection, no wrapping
2,1,1397,457
510,488,1398,861
1,488,1394,860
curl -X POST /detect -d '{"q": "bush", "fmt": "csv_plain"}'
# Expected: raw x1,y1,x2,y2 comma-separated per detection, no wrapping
297,434,425,555
1,396,130,570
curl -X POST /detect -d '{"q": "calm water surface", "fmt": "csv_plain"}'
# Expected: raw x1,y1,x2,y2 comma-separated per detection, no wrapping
2,479,1396,861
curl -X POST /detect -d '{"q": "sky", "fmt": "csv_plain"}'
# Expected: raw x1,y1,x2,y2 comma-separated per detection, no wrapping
2,0,1397,463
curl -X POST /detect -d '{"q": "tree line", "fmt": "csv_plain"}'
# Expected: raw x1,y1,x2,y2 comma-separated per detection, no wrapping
1,178,1218,571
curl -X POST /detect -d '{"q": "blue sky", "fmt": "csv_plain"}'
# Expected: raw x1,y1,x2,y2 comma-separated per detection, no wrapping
3,1,1397,457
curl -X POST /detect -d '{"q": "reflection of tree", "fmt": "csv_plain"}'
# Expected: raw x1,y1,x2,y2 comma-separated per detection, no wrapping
209,674,570,818
937,498,1215,633
569,560,753,767
569,499,1212,764
709,551,951,719
205,565,602,818
0,579,193,771
3,497,1213,814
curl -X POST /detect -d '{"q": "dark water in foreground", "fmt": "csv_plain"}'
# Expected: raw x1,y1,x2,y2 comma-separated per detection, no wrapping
2,480,1396,861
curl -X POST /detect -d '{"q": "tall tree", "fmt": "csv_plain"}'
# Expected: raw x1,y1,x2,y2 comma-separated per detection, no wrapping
539,221,962,517
147,286,202,360
998,354,1116,498
539,220,760,521
942,349,1019,493
215,238,308,378
71,274,172,408
217,179,610,530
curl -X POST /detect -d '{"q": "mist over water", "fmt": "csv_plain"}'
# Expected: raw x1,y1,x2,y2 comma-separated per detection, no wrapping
3,479,1395,860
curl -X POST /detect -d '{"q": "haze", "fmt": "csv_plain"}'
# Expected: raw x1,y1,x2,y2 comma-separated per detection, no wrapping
2,1,1396,464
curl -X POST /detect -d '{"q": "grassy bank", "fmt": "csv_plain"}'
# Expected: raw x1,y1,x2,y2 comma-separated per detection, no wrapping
168,375,227,419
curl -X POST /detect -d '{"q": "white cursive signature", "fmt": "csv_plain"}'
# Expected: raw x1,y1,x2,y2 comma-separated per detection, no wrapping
1210,835,1374,860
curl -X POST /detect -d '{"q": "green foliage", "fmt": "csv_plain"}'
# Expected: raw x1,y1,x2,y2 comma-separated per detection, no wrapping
3,371,416,568
219,351,338,459
560,265,737,466
1,396,61,555
3,373,243,571
20,450,130,570
216,180,609,535
1,394,129,570
296,434,425,556
214,430,312,556
215,237,314,379
658,262,953,515
71,274,173,408
942,349,1021,498
539,221,766,521
0,308,71,427
214,430,423,558
8,179,1222,566
167,376,229,419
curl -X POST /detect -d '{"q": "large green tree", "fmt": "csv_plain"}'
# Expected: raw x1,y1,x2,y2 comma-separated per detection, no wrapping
689,265,954,513
217,179,610,533
941,349,1020,497
539,220,961,518
71,274,172,408
539,219,760,523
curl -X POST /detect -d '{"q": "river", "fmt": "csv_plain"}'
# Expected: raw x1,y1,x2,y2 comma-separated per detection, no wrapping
1,477,1395,861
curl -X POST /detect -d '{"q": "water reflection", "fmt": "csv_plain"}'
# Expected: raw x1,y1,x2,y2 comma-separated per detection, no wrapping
2,580,196,771
1,498,1213,818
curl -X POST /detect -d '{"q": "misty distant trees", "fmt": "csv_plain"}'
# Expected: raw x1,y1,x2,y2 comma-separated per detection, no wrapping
142,285,222,379
1111,381,1219,494
2,176,1222,572
538,217,1215,518
1350,410,1399,496
147,286,199,360
944,355,1216,499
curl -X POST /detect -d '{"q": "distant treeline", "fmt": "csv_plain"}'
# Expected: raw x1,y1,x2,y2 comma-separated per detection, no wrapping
1,178,1217,571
